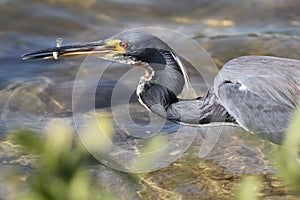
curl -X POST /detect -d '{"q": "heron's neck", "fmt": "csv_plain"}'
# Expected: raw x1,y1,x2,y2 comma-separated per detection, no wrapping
135,50,183,107
136,54,184,118
137,77,234,124
136,51,234,124
166,89,235,124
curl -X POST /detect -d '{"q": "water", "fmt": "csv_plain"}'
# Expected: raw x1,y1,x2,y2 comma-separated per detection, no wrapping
1,0,300,199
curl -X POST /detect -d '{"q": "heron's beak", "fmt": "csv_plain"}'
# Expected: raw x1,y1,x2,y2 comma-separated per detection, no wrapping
21,40,116,60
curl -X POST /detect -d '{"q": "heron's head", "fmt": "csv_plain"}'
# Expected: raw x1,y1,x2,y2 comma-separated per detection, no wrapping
22,31,174,66
22,31,189,95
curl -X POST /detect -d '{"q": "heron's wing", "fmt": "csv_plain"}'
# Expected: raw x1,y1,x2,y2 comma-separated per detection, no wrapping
214,56,300,144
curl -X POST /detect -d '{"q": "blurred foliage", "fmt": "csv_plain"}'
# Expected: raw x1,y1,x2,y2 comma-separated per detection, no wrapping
133,135,168,172
79,112,114,155
7,108,300,199
7,113,172,199
235,176,261,200
235,107,300,199
10,120,116,200
277,107,300,191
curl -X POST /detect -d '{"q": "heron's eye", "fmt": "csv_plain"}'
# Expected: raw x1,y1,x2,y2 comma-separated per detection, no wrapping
120,41,129,49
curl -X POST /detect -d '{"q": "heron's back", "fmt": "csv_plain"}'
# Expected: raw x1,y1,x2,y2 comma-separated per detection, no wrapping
213,56,300,144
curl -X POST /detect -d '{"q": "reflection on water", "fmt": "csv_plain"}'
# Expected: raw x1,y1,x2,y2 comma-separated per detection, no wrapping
1,0,300,199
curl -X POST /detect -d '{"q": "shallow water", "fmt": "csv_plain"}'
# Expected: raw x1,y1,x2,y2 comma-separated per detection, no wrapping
0,0,300,199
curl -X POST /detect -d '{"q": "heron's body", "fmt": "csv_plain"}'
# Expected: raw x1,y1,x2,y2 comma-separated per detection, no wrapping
22,31,300,144
157,56,300,144
213,56,300,143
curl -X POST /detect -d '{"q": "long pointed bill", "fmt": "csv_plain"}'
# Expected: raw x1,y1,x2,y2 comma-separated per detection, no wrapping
21,40,114,60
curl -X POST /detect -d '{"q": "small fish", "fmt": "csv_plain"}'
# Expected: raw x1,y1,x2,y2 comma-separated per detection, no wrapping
52,51,58,60
53,38,63,60
56,38,63,47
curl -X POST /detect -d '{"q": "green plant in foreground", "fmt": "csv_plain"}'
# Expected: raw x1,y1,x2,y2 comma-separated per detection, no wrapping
9,107,300,200
11,120,115,200
277,107,300,190
235,107,300,199
235,176,261,200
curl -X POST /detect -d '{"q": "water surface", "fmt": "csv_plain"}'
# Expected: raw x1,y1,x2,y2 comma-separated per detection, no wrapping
0,0,300,199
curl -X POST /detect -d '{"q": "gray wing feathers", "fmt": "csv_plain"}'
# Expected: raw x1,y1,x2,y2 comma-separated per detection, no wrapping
217,81,292,143
215,56,300,106
214,56,300,144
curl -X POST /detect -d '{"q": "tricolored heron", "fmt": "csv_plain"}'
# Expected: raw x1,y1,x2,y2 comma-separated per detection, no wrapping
22,31,300,144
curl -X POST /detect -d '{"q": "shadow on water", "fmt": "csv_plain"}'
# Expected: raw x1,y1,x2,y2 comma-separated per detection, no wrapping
1,0,300,199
